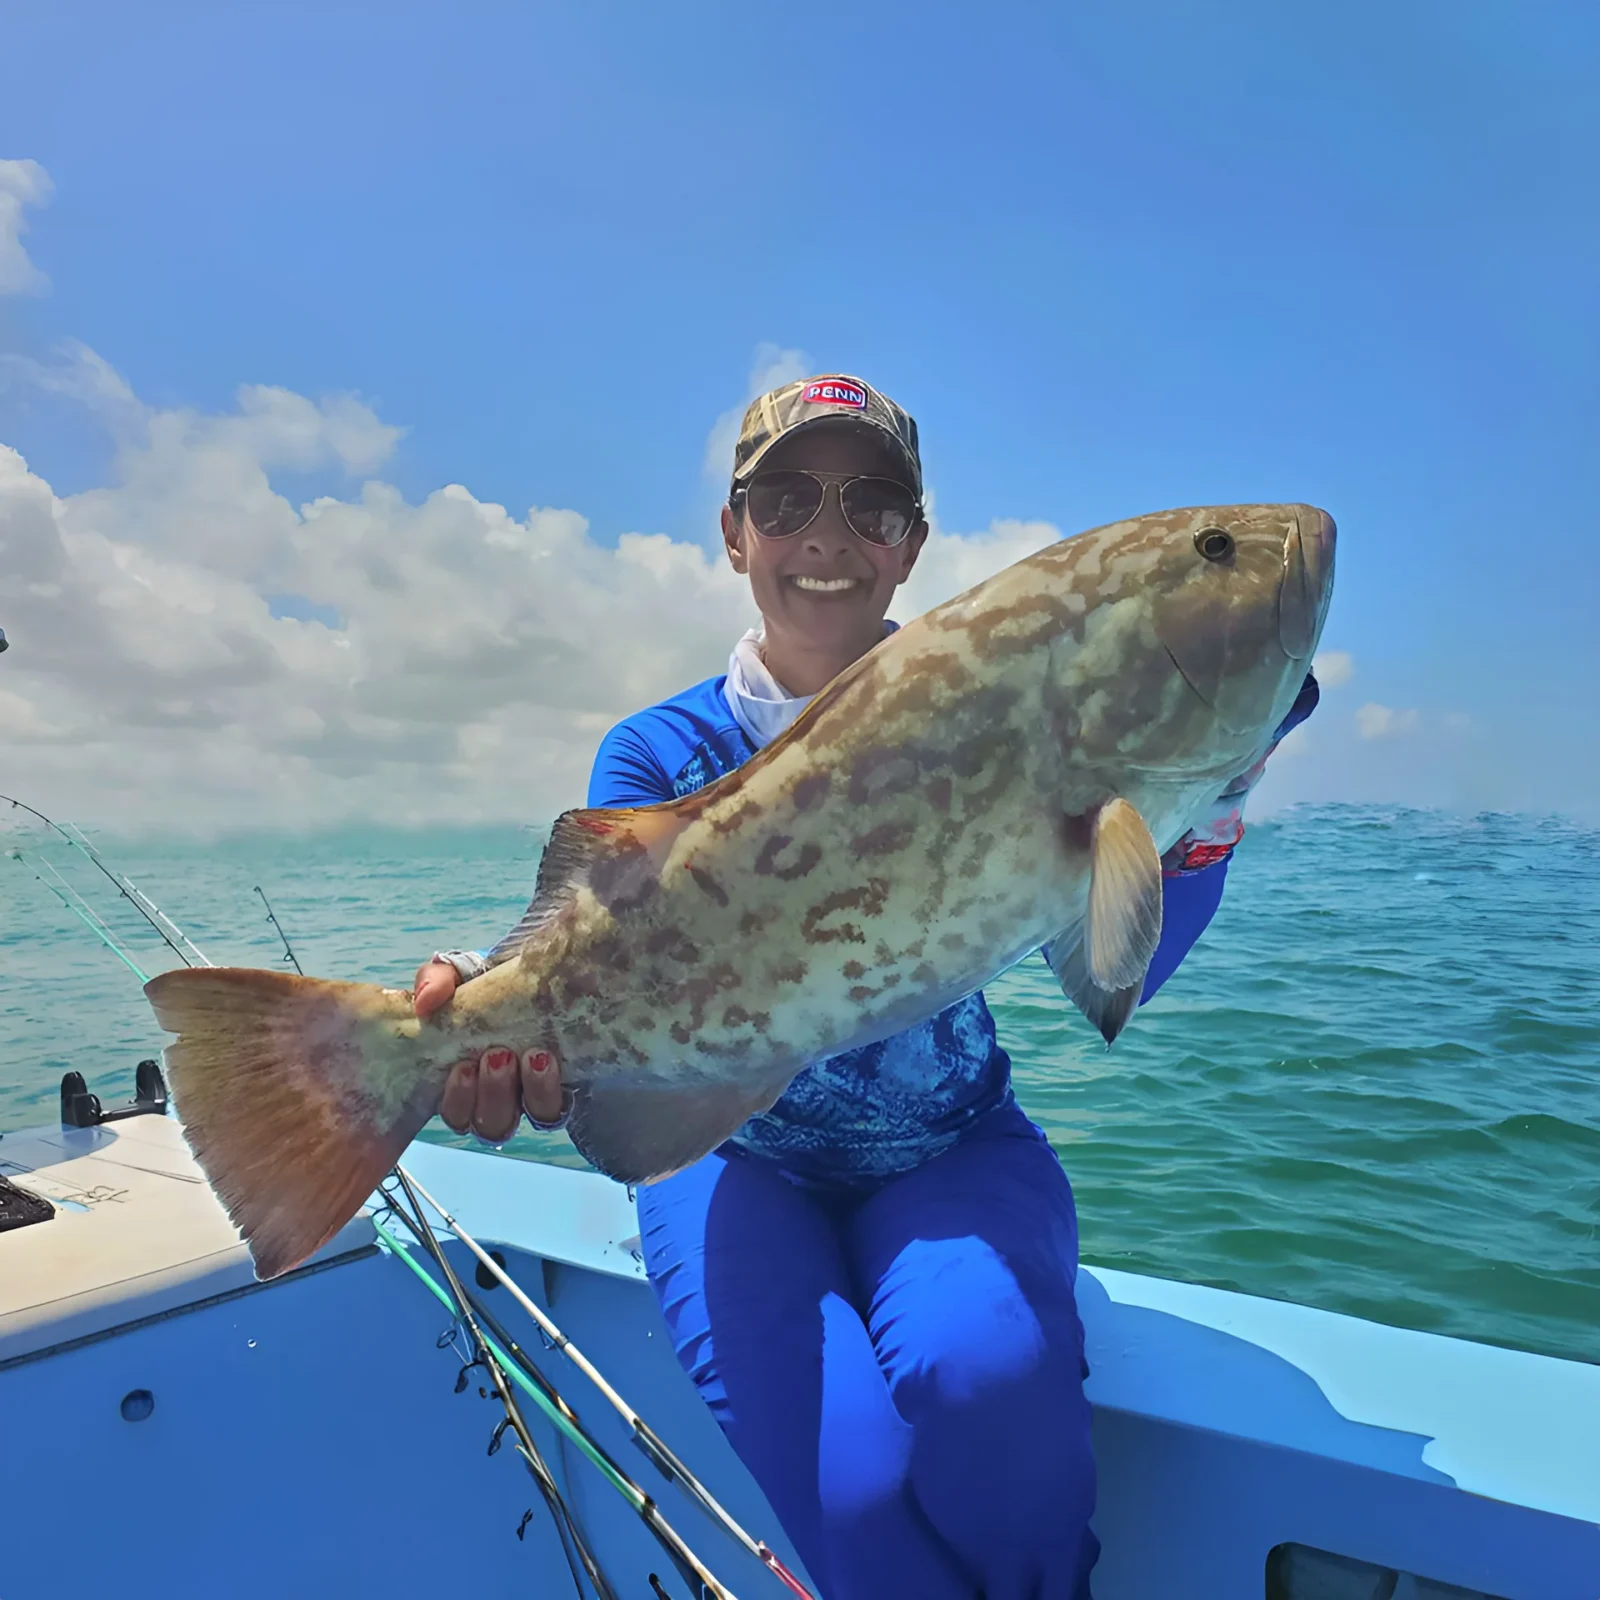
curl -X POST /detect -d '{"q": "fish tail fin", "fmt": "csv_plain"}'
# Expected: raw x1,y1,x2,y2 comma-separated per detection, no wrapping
145,967,442,1280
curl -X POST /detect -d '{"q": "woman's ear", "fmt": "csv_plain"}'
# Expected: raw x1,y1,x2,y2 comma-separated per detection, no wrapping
722,503,750,574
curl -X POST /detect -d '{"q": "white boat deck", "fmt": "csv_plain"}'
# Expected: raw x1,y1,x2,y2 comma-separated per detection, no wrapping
0,1112,371,1365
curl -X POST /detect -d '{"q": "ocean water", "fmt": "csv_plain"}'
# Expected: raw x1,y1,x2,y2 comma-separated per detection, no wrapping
2,804,1595,1367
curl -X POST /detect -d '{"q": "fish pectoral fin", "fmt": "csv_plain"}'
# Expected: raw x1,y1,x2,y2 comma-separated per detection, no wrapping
1042,929,1143,1046
565,1071,794,1187
1085,797,1163,990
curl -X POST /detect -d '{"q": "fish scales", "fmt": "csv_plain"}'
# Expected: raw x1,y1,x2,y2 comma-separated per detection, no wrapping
144,502,1335,1278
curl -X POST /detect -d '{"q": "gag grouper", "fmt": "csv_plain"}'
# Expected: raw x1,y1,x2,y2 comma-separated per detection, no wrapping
146,503,1335,1279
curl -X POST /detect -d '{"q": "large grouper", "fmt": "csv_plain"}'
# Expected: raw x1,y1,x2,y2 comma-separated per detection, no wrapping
146,502,1335,1279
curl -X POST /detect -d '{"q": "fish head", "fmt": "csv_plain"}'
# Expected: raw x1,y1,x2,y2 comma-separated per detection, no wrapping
1053,502,1336,786
1151,502,1334,745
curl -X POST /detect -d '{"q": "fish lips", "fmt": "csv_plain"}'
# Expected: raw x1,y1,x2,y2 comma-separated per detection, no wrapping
1279,506,1337,661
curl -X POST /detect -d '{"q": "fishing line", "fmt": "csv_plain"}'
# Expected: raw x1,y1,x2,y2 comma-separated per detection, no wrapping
1,793,211,968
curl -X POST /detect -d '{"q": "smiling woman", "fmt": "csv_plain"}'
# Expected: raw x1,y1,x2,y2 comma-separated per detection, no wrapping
411,374,1317,1599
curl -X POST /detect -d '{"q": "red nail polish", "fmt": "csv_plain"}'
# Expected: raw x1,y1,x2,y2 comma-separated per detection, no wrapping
527,1051,551,1074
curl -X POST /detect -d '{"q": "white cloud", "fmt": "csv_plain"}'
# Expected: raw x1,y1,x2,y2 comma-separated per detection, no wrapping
1313,648,1354,688
0,159,53,295
702,342,812,483
0,345,1062,835
1355,702,1421,739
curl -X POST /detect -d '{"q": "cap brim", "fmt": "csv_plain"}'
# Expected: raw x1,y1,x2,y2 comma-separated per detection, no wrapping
733,413,921,494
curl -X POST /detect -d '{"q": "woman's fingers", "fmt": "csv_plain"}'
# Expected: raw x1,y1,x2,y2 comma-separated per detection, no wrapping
438,1058,479,1134
437,1045,565,1142
520,1049,563,1124
413,960,459,1020
471,1047,523,1144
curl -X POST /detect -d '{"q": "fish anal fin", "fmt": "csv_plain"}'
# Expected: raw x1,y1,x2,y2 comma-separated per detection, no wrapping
1086,797,1163,990
1043,930,1143,1046
565,1071,792,1186
145,967,441,1280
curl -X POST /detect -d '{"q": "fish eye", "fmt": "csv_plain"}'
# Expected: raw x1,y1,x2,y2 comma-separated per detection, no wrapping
1194,527,1234,563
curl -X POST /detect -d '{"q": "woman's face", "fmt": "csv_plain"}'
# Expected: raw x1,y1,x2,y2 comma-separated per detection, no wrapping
721,424,928,658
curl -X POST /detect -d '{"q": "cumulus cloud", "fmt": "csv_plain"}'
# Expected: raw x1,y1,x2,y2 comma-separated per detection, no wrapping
0,159,53,295
1355,702,1421,739
1312,648,1354,688
0,345,1054,835
702,342,812,483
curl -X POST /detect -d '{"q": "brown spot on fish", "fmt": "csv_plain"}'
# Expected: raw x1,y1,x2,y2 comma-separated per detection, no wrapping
754,834,823,881
848,974,903,1003
802,880,890,946
911,962,939,987
849,748,920,805
588,842,661,914
852,821,917,859
927,777,953,813
645,928,701,965
790,772,832,812
907,938,926,959
710,798,763,836
769,960,808,986
843,960,867,980
740,910,767,936
688,863,729,907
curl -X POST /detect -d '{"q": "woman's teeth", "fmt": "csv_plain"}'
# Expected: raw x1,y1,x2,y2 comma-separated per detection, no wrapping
790,576,859,593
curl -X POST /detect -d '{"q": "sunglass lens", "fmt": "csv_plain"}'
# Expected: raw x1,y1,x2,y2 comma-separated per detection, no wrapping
840,478,919,547
745,472,825,538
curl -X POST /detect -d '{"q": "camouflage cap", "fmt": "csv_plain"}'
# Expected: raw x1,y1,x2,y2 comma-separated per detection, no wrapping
731,374,922,499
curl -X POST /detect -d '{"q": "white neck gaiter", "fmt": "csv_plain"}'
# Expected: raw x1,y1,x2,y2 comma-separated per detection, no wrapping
724,628,810,749
723,621,900,750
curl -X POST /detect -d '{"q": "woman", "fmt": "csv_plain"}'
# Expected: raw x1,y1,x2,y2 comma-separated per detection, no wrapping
414,374,1317,1598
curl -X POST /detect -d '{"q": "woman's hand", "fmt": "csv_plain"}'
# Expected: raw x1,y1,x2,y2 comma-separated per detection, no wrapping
412,960,564,1141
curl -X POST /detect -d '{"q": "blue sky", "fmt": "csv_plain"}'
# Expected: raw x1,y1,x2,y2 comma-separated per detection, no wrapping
1,1,1596,827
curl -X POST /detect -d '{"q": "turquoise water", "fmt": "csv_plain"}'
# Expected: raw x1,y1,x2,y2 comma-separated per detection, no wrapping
3,804,1595,1366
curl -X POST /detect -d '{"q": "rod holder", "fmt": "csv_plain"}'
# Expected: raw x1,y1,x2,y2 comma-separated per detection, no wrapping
60,1059,168,1129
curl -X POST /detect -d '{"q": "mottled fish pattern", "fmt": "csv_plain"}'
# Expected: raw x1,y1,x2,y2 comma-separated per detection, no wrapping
145,502,1335,1279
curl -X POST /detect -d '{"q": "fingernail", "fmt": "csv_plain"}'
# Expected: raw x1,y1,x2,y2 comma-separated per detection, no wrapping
525,1050,551,1074
486,1048,514,1073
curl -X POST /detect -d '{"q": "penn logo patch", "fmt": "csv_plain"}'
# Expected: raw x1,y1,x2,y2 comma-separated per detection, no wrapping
802,378,867,410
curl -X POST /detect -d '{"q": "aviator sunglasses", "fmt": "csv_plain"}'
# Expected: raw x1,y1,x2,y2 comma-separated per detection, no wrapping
737,469,923,548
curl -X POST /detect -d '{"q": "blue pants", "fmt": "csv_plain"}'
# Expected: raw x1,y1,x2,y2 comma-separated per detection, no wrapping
637,1103,1098,1599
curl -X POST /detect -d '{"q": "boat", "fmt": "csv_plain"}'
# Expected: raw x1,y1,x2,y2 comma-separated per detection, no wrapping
1,1055,1596,1599
1,802,1596,1597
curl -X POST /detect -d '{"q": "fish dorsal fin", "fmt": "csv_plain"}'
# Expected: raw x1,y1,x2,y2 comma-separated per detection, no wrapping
496,805,692,959
1086,797,1163,990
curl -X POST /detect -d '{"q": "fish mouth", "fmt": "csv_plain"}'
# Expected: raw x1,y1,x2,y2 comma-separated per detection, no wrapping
1279,506,1336,659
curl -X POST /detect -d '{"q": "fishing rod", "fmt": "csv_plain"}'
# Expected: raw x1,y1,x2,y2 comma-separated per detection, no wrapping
1,792,211,968
380,1170,618,1599
375,1176,734,1600
254,885,303,975
397,1167,813,1599
6,846,152,984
